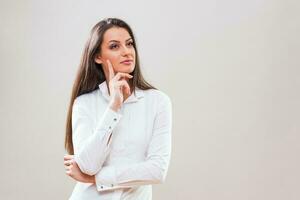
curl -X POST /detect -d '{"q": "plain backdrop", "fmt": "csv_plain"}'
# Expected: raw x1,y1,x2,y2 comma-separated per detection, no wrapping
0,0,299,199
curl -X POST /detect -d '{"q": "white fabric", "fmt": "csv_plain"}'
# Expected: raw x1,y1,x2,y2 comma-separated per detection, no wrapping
69,81,172,200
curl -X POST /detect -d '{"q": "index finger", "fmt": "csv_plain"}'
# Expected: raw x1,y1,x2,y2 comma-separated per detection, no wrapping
64,154,74,160
106,59,115,81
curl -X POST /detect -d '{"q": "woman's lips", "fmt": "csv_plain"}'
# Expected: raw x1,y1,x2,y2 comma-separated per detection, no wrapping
121,60,133,65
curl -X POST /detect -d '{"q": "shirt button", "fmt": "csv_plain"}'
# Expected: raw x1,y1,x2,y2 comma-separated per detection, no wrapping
114,118,117,121
100,185,103,189
109,126,111,129
111,184,114,187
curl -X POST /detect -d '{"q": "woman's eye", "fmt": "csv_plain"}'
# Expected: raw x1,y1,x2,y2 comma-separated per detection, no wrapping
110,42,134,49
127,41,134,46
110,44,118,49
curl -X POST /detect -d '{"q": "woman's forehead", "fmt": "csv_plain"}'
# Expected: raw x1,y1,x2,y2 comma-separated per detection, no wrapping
103,27,131,43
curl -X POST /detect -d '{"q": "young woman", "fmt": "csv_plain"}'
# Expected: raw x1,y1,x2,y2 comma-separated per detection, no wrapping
64,18,172,200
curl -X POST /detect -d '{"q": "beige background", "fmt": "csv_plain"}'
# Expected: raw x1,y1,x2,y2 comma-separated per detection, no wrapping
1,0,299,199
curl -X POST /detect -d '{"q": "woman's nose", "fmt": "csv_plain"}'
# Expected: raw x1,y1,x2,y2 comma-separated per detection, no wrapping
121,45,131,56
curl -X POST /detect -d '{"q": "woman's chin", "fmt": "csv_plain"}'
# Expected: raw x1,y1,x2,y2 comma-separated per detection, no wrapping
117,66,135,73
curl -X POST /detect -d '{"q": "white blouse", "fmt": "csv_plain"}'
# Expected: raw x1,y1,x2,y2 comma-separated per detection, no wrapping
69,81,172,200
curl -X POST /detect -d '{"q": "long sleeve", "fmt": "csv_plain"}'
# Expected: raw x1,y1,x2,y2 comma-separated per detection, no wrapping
72,97,122,176
95,94,172,192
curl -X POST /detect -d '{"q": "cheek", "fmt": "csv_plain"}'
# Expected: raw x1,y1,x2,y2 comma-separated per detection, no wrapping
104,52,117,59
102,53,118,64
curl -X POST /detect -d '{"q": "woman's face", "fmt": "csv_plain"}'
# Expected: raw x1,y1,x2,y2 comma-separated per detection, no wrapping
95,27,136,76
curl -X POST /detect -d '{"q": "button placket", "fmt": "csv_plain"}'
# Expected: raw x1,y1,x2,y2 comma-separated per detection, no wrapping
109,117,117,130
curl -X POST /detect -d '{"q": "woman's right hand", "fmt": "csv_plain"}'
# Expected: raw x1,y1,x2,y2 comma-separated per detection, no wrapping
106,59,133,111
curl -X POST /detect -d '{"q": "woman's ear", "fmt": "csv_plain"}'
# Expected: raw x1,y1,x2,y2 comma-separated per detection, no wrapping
94,54,103,64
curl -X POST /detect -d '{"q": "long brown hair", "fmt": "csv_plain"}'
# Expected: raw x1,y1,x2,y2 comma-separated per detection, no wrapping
65,18,156,154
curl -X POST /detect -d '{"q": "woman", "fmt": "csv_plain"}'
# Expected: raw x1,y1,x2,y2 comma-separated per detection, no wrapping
64,18,172,200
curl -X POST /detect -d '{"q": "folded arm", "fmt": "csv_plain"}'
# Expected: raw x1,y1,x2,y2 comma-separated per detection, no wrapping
95,94,172,192
72,97,122,176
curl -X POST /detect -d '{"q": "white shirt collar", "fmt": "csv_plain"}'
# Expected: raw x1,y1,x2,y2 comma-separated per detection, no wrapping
98,81,144,103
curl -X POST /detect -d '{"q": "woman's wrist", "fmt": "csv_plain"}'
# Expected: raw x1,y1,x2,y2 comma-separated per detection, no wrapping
83,174,96,184
90,175,96,184
109,101,121,112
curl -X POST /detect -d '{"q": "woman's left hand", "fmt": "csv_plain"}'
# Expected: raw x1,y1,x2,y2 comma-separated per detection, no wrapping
64,154,95,184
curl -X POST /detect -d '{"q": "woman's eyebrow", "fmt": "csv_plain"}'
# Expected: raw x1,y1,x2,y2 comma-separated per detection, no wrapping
108,38,133,43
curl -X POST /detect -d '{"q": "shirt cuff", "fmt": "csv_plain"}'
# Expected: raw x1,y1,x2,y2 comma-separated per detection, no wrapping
94,107,122,133
95,166,117,191
95,166,133,192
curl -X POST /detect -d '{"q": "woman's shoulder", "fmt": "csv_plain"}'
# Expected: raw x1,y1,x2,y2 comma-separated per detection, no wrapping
142,88,172,104
73,89,99,107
